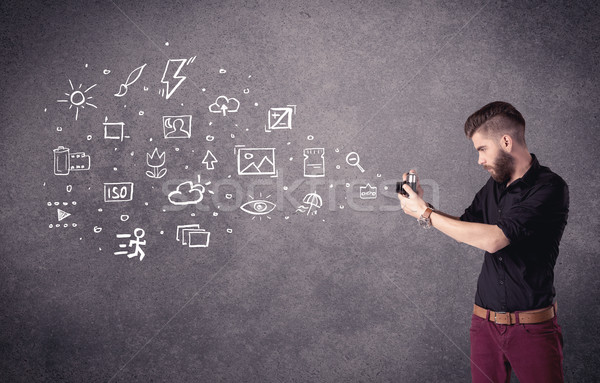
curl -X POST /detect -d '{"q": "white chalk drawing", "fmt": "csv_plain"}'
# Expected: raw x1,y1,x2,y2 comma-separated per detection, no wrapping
265,105,296,132
57,208,71,221
146,148,167,179
49,223,77,229
120,215,130,222
56,79,97,121
168,180,206,205
359,183,377,199
114,228,146,260
160,56,196,99
103,117,129,141
93,226,102,233
240,192,276,220
209,96,240,116
163,115,192,139
346,152,365,173
303,148,325,177
296,191,323,215
47,201,77,228
104,182,134,202
202,150,218,170
114,63,147,97
176,224,210,248
53,146,90,175
236,147,276,176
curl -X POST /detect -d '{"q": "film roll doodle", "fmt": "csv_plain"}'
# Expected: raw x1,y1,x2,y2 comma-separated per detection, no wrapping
53,146,90,175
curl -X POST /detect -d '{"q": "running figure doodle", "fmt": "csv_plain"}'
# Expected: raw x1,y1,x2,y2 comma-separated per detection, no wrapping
114,228,146,261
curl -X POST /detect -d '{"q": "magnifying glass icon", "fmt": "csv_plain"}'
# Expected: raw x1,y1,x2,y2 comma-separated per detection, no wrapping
346,152,365,173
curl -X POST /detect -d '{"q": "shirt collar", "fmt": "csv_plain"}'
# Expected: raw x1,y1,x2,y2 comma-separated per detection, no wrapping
520,153,540,187
503,152,539,189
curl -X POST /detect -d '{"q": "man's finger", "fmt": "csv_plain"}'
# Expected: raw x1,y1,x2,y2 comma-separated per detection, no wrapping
402,183,415,196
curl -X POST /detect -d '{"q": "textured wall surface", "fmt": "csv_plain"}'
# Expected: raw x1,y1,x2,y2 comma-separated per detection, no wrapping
1,0,599,382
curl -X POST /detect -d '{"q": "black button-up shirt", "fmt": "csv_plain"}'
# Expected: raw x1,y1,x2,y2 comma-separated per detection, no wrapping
460,153,569,312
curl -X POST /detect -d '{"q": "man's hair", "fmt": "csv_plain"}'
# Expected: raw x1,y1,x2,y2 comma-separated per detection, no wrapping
464,101,526,146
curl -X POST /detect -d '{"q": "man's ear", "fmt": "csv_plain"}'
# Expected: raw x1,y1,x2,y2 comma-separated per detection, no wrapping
500,134,512,151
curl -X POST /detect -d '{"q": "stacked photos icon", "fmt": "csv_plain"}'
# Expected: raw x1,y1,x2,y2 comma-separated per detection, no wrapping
176,224,211,248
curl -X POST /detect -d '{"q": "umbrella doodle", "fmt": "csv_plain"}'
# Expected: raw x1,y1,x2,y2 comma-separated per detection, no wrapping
296,191,322,215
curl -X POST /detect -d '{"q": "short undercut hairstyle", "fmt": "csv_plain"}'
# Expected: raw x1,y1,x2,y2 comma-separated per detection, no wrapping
464,101,526,146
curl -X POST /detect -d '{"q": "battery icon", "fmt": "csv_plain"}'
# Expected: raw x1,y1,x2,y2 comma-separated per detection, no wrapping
53,146,91,175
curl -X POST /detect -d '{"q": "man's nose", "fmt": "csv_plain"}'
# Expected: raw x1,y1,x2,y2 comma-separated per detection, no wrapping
478,155,485,166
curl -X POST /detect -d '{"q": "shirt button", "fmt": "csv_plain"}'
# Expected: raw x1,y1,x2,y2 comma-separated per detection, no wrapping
498,209,502,213
499,280,504,285
498,257,503,261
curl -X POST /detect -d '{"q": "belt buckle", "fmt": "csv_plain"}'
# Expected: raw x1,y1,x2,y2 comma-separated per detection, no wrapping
494,311,507,324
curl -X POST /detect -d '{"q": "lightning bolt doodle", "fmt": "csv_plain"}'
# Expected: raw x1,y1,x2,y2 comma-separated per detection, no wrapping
160,56,196,99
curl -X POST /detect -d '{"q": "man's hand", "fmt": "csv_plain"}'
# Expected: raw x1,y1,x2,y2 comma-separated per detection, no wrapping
397,169,428,219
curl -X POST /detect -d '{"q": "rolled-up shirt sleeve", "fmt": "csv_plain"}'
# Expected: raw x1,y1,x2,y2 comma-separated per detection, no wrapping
460,185,486,223
496,182,569,244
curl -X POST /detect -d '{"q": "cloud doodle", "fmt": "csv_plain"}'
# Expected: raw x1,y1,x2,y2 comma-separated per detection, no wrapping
168,181,206,205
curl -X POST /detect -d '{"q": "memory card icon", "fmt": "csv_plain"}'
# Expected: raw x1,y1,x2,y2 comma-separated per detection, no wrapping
265,105,296,132
303,148,325,178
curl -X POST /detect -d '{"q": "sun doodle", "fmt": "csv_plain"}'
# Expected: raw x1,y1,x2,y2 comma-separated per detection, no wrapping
57,79,98,121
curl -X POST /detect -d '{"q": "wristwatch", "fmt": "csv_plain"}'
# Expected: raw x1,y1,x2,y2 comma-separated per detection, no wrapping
418,203,435,229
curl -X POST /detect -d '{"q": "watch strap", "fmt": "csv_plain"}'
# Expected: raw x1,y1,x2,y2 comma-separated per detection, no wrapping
423,207,433,219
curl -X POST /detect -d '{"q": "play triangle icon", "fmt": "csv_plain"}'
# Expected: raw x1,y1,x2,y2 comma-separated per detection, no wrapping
57,208,71,222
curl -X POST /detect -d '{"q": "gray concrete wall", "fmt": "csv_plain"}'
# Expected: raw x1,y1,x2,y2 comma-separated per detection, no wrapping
1,0,598,381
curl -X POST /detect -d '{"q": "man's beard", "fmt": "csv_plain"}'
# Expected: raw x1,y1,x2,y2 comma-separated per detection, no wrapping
485,150,515,183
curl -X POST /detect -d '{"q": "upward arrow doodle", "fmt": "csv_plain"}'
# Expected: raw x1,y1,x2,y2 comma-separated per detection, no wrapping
202,150,218,170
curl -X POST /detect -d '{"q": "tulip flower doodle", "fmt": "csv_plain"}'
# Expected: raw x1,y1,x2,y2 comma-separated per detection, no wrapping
146,148,167,179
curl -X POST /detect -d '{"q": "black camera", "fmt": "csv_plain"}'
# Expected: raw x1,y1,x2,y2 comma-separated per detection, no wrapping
396,172,417,197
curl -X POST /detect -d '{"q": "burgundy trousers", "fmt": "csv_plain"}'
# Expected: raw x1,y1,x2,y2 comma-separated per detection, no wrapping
470,312,564,383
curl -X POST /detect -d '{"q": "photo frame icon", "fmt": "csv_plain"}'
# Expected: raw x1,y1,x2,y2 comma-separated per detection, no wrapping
163,115,192,139
236,147,276,176
187,230,210,248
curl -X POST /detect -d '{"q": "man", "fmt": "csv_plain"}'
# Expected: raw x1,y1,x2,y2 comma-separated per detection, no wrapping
397,101,569,383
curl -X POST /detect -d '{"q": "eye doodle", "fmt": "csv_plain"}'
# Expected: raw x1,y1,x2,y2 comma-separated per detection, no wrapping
240,200,276,216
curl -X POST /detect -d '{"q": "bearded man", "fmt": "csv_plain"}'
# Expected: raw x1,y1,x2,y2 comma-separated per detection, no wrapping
398,101,569,383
